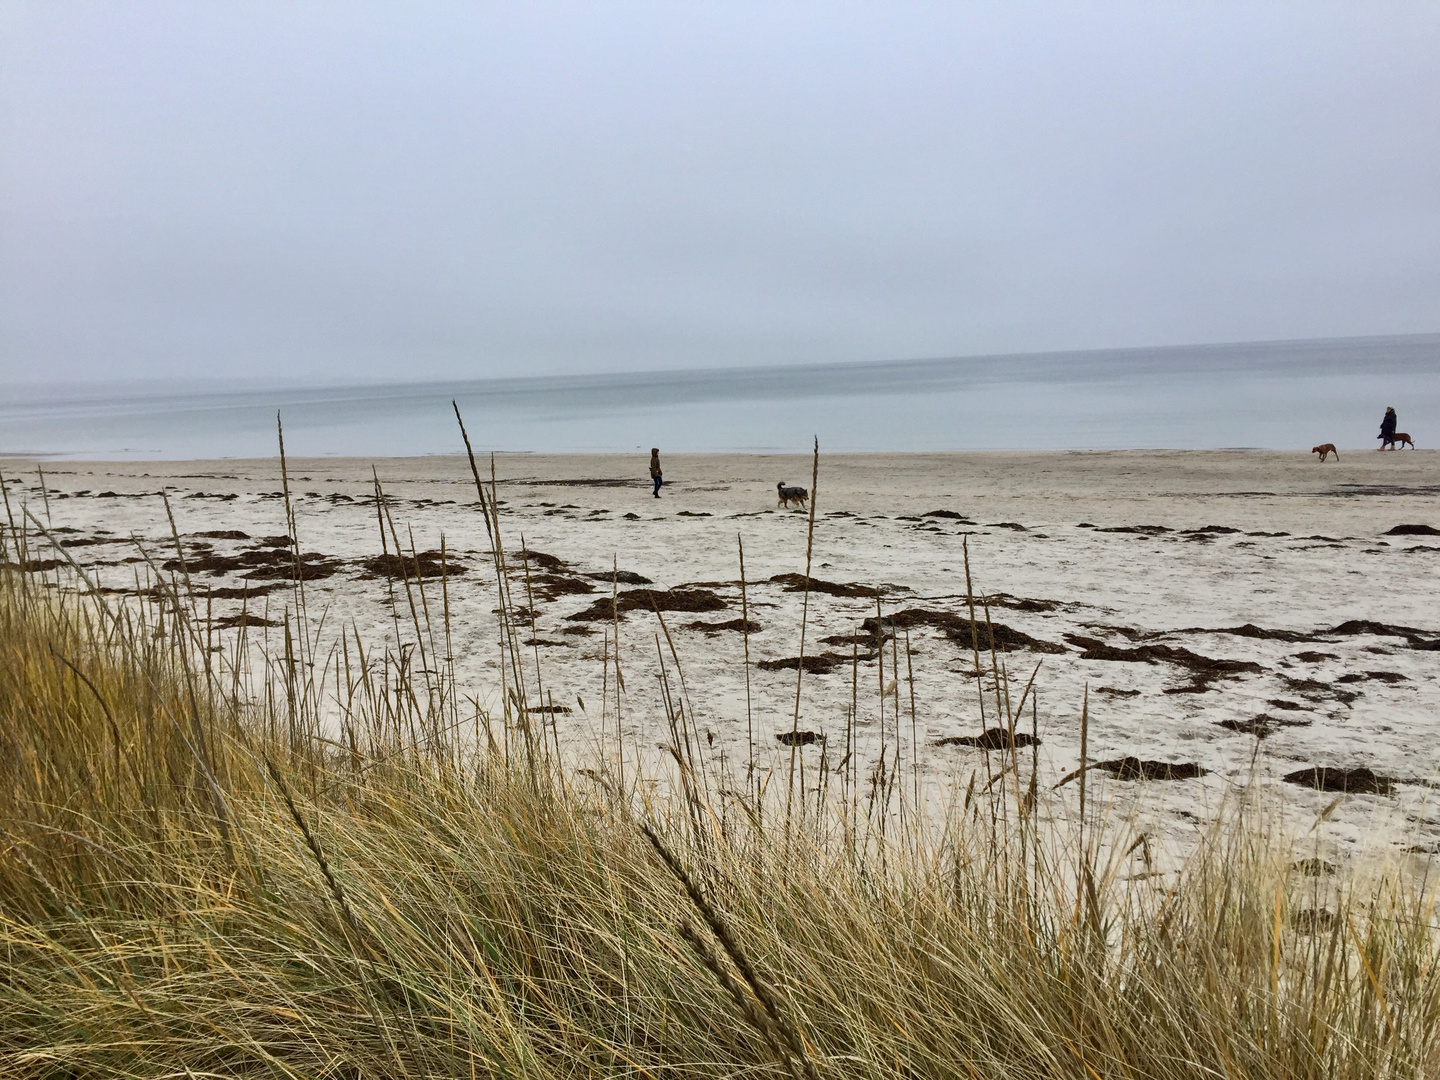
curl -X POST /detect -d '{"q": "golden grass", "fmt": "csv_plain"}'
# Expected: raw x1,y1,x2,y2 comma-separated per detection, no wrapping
2,507,1439,1077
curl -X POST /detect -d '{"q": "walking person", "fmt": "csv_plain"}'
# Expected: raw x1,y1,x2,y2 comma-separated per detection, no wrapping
649,447,663,497
1379,406,1397,449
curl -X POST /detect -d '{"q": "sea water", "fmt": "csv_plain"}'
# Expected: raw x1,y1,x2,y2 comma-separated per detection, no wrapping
3,334,1437,459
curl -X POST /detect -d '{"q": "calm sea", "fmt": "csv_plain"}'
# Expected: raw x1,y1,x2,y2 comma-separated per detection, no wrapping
4,335,1437,460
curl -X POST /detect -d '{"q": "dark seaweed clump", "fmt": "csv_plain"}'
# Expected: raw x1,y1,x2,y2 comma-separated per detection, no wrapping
862,608,1064,655
1282,767,1395,795
768,573,885,598
1218,713,1311,738
589,570,653,586
361,551,469,580
1066,634,1261,691
936,728,1041,750
757,653,851,675
203,585,278,599
687,618,761,635
567,588,727,621
1097,758,1208,781
1179,624,1312,643
164,546,342,581
775,730,820,746
213,613,278,630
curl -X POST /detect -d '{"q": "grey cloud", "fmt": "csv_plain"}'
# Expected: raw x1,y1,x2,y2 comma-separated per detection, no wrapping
1,1,1437,383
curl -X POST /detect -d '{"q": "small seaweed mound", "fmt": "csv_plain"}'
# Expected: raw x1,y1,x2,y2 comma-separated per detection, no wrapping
775,730,820,746
589,570,653,586
1282,766,1395,795
1097,758,1208,781
204,585,278,599
1385,524,1440,536
243,553,343,581
164,543,343,581
687,618,761,634
1218,713,1311,738
212,613,278,630
757,653,849,674
861,608,1064,654
935,728,1040,750
361,551,468,580
1066,634,1262,690
1328,619,1435,638
768,573,884,598
1183,624,1313,643
566,588,727,621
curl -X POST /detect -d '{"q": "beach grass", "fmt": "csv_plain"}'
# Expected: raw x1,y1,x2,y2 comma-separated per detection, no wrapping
2,494,1439,1078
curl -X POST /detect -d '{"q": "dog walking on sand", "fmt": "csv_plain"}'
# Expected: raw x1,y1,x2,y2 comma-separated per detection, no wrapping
776,482,809,510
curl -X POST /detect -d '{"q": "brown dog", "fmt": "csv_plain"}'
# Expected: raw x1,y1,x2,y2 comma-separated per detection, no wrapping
1382,432,1415,450
1312,443,1338,462
776,482,809,510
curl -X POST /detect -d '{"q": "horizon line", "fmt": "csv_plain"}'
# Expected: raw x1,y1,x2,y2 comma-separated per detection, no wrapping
7,329,1438,395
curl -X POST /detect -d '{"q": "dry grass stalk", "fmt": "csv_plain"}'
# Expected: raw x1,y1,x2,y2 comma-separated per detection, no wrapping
786,436,821,834
739,533,756,809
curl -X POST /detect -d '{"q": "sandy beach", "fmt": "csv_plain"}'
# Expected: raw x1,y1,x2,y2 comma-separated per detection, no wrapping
7,448,1440,855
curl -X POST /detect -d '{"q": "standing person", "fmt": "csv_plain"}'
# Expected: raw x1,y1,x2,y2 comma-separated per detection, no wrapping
1379,406,1397,449
649,447,663,497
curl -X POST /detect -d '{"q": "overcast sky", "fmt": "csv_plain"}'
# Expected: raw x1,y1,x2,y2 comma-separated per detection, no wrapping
2,2,1437,384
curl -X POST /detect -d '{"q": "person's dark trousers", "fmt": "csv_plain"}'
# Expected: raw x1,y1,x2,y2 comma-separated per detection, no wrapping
653,476,662,497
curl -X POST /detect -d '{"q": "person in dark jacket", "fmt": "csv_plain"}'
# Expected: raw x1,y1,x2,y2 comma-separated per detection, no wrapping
1379,407,1397,448
649,448,663,497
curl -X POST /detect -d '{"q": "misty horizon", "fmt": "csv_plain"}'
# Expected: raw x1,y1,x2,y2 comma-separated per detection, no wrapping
5,330,1438,399
5,333,1435,459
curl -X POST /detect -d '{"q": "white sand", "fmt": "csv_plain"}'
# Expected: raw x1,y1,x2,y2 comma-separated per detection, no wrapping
7,449,1440,858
